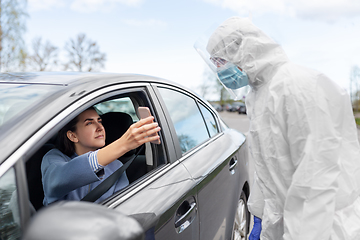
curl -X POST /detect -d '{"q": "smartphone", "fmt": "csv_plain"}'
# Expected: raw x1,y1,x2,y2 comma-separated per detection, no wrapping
138,107,161,144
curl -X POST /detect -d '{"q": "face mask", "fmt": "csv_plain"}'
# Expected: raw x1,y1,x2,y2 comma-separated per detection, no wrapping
216,62,249,89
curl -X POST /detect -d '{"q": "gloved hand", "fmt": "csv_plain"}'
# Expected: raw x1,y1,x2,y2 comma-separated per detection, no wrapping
249,216,262,240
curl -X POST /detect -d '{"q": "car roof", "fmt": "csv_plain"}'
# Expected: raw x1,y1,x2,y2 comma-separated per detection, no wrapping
0,72,164,85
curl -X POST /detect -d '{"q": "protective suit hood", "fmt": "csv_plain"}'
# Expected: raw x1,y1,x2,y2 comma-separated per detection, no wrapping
206,17,288,89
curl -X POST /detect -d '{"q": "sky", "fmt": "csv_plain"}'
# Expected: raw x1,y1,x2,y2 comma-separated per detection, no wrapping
26,0,360,100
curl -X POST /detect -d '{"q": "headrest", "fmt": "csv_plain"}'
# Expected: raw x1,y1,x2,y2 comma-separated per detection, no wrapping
101,112,135,156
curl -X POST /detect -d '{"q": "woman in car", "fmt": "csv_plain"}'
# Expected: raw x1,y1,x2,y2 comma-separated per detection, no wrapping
41,107,161,205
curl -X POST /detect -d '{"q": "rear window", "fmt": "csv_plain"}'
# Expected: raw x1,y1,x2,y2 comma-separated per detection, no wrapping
0,84,57,127
158,87,210,154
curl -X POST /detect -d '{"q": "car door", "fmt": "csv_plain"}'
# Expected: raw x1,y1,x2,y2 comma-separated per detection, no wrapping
100,83,200,240
155,84,245,240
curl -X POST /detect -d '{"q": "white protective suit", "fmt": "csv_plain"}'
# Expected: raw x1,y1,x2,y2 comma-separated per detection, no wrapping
206,17,360,240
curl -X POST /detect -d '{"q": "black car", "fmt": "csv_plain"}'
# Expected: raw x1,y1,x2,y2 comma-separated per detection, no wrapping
0,72,250,240
238,102,247,114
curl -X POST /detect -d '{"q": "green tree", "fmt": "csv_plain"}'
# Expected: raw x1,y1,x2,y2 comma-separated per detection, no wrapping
63,33,106,72
0,0,28,72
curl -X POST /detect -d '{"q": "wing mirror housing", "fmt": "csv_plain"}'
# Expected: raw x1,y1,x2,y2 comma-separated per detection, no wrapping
23,201,144,240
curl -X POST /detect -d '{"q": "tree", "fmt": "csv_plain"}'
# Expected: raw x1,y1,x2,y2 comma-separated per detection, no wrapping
28,37,58,71
198,65,231,103
63,33,106,72
198,66,216,100
214,74,232,105
178,134,196,153
0,0,28,72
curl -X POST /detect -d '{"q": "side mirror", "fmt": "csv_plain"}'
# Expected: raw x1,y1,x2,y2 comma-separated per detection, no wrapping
23,201,144,240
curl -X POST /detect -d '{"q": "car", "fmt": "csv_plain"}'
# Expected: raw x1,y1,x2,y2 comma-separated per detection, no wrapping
0,72,250,240
238,102,247,114
224,103,232,112
229,102,245,112
211,103,223,112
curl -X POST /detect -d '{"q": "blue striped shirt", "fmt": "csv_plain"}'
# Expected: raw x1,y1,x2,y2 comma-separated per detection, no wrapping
88,150,104,174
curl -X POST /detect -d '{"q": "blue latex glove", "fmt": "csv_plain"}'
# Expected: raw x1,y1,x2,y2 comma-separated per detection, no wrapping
249,216,262,240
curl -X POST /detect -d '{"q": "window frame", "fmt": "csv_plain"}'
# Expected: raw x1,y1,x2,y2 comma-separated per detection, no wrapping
152,83,223,159
196,100,221,137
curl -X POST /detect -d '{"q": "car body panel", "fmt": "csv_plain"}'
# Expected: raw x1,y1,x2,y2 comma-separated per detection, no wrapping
180,130,246,240
106,162,199,239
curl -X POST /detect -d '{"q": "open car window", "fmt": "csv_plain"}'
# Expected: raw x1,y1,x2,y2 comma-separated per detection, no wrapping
25,89,166,212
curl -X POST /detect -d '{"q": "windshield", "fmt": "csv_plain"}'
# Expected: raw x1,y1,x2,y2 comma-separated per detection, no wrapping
0,84,59,127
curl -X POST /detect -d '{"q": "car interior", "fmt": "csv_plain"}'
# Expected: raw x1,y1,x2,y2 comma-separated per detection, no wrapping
25,92,166,212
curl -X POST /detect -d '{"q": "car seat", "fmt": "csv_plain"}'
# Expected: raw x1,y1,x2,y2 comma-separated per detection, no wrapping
101,112,147,183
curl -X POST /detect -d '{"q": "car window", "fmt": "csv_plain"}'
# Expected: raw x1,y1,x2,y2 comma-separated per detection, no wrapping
94,97,138,120
0,167,21,240
158,87,209,154
25,90,166,211
199,103,218,137
90,95,165,182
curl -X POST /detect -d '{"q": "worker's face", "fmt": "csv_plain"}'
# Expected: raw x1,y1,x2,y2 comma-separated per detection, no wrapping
67,109,106,154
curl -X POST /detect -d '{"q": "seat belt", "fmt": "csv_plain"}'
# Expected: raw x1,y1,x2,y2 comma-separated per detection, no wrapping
81,145,144,202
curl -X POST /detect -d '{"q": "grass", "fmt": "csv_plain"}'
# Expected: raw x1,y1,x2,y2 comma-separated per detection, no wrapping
356,118,360,126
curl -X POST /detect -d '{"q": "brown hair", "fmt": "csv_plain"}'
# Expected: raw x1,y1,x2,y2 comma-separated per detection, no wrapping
57,107,96,157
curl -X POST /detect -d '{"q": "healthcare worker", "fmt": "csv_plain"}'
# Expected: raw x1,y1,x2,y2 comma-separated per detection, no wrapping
197,17,360,240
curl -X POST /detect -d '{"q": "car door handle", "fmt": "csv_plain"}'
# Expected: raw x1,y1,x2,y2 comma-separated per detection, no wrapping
174,198,197,233
229,158,238,173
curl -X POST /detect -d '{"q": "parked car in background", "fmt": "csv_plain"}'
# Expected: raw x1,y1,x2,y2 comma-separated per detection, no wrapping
211,103,223,112
238,102,247,114
0,72,250,240
230,102,245,112
224,103,232,112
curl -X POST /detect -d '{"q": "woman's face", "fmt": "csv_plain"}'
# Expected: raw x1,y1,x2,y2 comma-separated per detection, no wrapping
69,109,106,154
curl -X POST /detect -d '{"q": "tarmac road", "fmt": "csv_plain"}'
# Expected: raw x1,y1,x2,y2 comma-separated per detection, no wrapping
218,111,249,135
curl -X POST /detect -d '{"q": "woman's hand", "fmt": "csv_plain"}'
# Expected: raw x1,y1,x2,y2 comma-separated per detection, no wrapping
120,116,161,152
97,116,160,166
